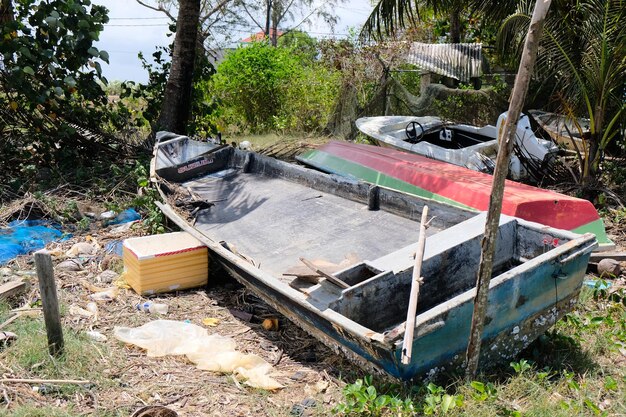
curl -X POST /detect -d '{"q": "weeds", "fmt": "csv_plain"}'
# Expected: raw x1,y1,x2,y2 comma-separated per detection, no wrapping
335,285,626,417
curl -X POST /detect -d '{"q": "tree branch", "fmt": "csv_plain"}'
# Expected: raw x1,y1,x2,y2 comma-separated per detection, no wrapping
135,0,175,21
200,0,233,25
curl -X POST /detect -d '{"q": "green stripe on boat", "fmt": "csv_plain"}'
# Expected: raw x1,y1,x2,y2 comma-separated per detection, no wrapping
572,218,614,247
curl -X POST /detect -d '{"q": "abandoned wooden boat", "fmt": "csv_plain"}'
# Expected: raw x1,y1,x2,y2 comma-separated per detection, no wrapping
356,112,558,181
297,141,613,250
152,135,597,380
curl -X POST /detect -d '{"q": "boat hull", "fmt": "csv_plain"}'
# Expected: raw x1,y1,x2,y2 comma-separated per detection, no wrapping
297,141,613,249
154,141,598,380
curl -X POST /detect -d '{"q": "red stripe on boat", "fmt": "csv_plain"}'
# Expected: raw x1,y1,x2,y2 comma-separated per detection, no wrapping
321,141,599,231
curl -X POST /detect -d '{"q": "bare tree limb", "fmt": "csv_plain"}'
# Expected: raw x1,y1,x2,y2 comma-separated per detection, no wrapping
200,0,234,25
135,0,175,21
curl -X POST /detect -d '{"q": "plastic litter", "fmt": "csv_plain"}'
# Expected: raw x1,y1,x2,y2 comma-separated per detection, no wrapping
89,287,119,302
85,330,107,342
202,317,219,327
69,305,96,318
114,320,283,390
0,220,63,265
136,302,168,315
98,270,119,284
57,259,82,271
104,209,141,226
66,242,97,257
86,302,99,317
583,279,612,290
104,240,124,257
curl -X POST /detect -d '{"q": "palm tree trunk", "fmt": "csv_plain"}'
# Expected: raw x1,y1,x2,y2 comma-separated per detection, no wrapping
449,8,461,43
155,0,201,135
1,0,13,24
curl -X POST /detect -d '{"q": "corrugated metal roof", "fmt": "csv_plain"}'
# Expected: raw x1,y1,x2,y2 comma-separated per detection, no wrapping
406,43,482,82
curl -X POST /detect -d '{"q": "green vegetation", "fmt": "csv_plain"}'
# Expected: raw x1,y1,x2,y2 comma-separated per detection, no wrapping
498,0,625,192
209,40,339,134
334,286,626,417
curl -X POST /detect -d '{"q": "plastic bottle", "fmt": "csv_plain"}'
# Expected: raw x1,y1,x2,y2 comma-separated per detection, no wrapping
136,301,168,315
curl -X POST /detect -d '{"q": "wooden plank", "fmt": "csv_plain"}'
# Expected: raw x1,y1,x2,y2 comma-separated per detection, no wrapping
0,280,27,300
34,250,64,357
589,252,626,262
299,257,350,289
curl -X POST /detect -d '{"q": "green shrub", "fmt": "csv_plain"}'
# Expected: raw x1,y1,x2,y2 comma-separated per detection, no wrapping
209,41,339,134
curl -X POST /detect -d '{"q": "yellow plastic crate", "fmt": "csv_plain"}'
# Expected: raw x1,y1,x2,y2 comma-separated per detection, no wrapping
123,232,208,295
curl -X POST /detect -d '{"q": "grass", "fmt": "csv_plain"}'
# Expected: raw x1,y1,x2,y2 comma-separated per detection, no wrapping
334,286,626,416
0,301,119,414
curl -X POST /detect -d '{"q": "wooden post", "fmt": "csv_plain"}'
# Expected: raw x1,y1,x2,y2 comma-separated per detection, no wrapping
34,250,64,357
465,0,552,379
401,206,429,365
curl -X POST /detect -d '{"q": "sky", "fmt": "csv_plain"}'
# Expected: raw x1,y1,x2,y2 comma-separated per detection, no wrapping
93,0,375,83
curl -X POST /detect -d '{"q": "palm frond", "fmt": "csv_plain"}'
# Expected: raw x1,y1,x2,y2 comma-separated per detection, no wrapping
359,0,418,41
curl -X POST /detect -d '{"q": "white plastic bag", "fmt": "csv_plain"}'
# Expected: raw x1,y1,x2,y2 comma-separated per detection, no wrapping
114,320,283,390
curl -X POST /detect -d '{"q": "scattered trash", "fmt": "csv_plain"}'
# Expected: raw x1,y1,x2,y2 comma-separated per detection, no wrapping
262,317,279,331
136,302,169,315
104,240,124,257
85,330,107,342
0,331,17,347
584,279,612,290
86,302,99,317
123,232,208,295
130,405,178,417
89,287,119,302
598,258,621,277
114,320,283,390
99,211,116,220
65,241,97,257
229,309,254,322
98,270,119,284
290,371,306,381
104,208,141,226
57,259,82,271
32,384,62,395
69,304,96,319
110,221,140,233
202,317,219,327
290,398,317,417
0,220,63,265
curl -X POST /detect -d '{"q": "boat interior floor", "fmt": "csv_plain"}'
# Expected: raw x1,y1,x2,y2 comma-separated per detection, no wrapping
185,169,441,279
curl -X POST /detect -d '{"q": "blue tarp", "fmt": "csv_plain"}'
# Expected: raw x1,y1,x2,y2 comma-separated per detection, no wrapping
0,220,63,265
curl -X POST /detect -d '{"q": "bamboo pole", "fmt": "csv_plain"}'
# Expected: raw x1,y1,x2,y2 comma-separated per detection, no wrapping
465,0,552,379
401,206,429,365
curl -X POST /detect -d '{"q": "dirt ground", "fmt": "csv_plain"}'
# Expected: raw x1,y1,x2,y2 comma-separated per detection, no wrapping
0,219,364,417
0,174,624,416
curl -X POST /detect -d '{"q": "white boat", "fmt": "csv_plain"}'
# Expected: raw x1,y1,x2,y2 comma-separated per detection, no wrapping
355,113,558,180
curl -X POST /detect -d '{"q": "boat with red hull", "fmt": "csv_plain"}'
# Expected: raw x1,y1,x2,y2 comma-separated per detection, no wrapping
297,141,612,249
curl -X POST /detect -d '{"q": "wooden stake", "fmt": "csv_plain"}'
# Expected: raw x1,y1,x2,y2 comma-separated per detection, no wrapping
401,206,429,365
465,0,552,379
34,250,64,357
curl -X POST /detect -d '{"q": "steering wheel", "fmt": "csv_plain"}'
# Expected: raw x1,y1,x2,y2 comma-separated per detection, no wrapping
405,121,425,143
